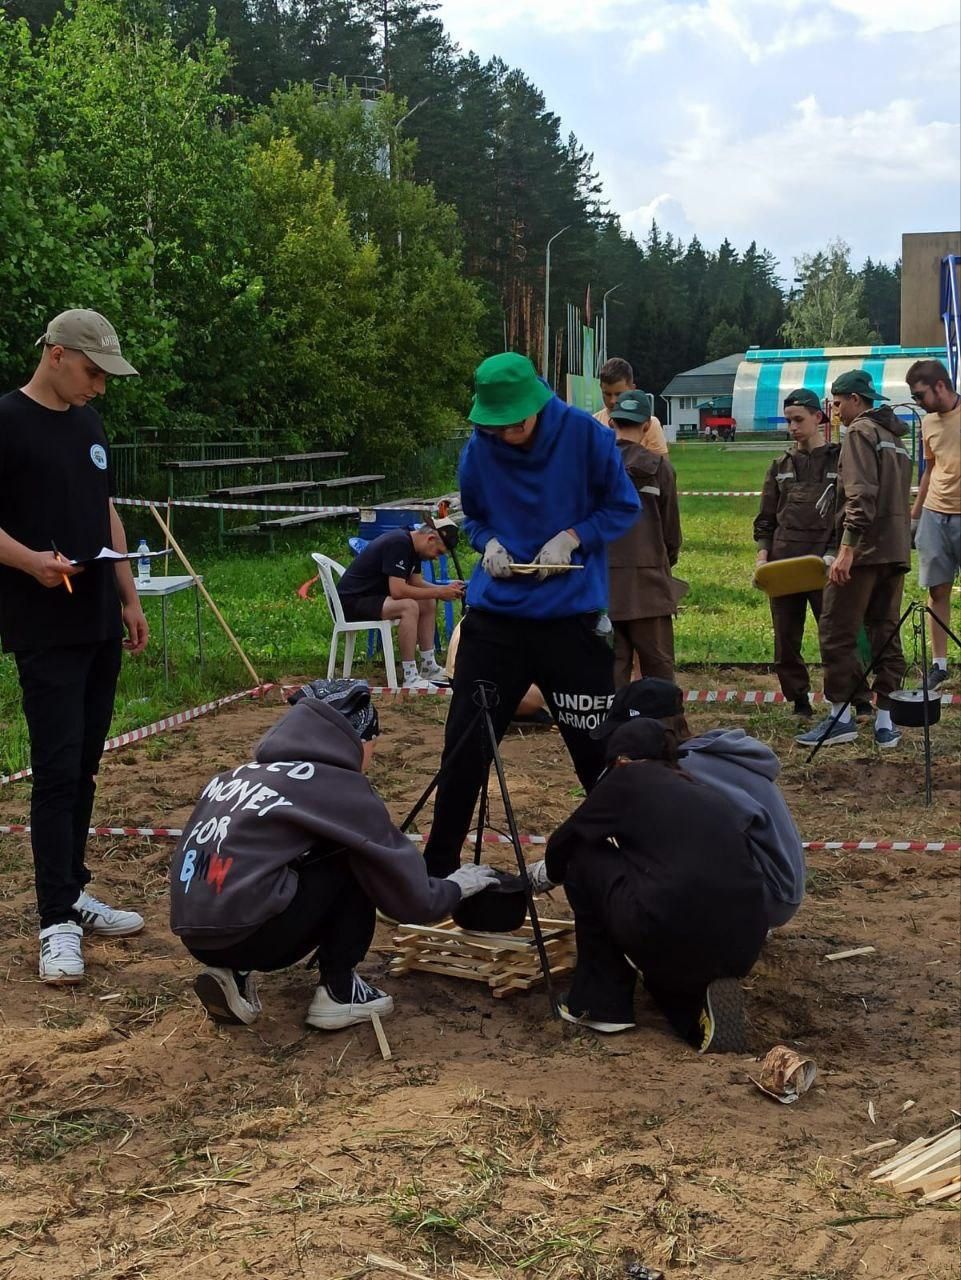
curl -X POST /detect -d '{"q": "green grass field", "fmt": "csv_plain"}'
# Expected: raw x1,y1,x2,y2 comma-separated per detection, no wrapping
0,443,935,773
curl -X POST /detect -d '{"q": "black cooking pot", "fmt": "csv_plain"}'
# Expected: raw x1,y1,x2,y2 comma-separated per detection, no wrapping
452,868,529,933
889,688,942,727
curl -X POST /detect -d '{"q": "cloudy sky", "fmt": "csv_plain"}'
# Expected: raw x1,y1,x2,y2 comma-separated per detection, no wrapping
435,0,960,280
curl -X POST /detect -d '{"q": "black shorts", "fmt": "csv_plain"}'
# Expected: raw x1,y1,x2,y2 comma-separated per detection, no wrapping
338,592,387,623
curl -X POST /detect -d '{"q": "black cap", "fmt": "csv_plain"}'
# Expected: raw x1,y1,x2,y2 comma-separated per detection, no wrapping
287,677,379,740
590,678,684,740
451,868,528,932
783,388,821,412
604,718,671,763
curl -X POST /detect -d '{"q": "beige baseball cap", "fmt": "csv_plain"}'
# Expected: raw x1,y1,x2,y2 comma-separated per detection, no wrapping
35,309,139,376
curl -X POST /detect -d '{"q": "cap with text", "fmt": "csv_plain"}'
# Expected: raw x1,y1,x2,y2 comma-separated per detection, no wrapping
36,309,139,377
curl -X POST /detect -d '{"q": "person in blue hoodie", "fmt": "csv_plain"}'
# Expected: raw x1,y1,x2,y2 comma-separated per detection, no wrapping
423,353,640,877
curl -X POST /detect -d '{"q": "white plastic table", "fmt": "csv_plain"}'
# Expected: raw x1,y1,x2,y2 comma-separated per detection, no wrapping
134,575,203,683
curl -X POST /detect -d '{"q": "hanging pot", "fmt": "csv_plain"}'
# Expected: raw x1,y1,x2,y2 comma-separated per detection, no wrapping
889,688,942,727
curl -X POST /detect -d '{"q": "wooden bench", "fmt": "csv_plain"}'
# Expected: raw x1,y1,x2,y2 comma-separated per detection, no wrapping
320,474,385,503
162,456,273,507
258,509,356,531
271,451,349,483
208,481,323,500
163,456,271,473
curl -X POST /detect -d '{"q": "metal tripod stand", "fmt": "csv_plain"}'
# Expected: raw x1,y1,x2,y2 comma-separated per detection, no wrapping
400,680,560,1017
806,599,959,804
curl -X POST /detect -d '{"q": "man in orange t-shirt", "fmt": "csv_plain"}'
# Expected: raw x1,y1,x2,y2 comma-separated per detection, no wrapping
908,358,960,688
594,357,668,455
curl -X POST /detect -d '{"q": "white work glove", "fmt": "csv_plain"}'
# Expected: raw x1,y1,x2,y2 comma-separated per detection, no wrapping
526,859,556,893
534,529,580,580
447,863,500,900
482,538,513,579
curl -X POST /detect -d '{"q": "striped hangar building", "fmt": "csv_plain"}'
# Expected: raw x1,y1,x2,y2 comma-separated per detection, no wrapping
661,344,948,441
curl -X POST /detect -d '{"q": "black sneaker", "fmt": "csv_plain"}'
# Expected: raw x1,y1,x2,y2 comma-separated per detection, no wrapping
927,665,949,691
558,1002,635,1034
305,971,394,1030
194,968,261,1025
697,978,747,1053
793,697,813,718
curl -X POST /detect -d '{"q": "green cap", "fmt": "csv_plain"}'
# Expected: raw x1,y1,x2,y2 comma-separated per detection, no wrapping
35,309,139,376
831,369,888,402
610,390,653,424
468,353,553,427
783,388,821,412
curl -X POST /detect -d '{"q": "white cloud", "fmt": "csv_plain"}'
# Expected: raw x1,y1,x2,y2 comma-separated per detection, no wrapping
621,193,693,242
437,0,958,46
645,94,960,261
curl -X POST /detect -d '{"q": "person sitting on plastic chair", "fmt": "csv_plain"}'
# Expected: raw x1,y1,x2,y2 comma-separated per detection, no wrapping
337,518,463,690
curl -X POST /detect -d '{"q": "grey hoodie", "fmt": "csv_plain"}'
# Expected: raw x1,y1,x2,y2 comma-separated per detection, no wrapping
679,728,805,910
169,700,460,948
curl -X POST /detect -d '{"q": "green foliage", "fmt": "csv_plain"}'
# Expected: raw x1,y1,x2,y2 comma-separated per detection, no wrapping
782,238,880,348
0,0,482,457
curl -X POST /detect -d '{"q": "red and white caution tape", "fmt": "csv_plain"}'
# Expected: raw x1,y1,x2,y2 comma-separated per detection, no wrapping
679,490,762,497
365,685,961,706
0,685,273,786
113,496,357,515
0,825,956,854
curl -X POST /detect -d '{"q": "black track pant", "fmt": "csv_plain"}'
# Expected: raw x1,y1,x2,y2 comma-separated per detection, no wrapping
187,852,375,980
423,609,613,877
14,639,122,930
563,844,767,1045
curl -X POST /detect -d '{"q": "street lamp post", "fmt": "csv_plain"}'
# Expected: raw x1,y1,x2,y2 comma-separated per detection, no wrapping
600,282,623,365
542,225,571,380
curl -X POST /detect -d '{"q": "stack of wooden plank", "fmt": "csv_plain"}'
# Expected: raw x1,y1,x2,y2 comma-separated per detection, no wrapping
869,1122,961,1204
390,918,576,999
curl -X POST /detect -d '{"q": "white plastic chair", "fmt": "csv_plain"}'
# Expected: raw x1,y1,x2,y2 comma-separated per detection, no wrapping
311,553,399,690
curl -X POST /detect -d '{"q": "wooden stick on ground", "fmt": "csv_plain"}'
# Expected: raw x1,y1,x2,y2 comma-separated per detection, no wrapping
147,503,264,691
369,1012,392,1061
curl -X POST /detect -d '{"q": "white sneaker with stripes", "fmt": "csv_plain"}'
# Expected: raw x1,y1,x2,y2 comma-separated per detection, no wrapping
39,922,85,984
74,891,145,937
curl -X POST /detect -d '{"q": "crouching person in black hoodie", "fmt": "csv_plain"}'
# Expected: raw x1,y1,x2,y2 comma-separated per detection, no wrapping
170,680,497,1031
528,719,768,1052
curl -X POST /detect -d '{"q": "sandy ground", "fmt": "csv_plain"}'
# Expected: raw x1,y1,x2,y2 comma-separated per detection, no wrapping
0,672,958,1279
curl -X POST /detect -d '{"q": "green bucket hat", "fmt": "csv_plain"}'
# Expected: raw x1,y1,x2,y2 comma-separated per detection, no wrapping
831,370,888,402
783,388,821,412
610,390,653,424
469,353,553,427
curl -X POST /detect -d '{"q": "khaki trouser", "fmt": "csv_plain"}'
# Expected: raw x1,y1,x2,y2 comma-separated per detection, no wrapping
770,590,822,702
818,565,906,708
613,615,675,688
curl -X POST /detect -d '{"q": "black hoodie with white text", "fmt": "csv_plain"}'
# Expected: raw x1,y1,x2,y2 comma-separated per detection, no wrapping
169,700,460,949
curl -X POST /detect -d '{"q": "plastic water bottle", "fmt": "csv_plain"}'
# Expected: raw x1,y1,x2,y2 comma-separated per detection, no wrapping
136,538,152,587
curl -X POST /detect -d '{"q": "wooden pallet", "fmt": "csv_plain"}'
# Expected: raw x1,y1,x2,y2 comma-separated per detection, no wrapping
390,917,576,998
869,1122,961,1203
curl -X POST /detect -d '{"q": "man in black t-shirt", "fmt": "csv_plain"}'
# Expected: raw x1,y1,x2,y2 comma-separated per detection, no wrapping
337,521,463,688
0,310,150,986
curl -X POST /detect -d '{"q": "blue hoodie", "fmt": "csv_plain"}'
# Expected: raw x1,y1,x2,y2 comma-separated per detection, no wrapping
679,728,805,912
460,393,640,619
